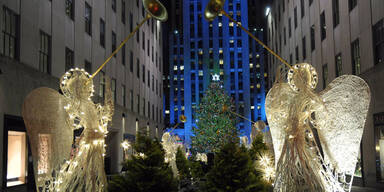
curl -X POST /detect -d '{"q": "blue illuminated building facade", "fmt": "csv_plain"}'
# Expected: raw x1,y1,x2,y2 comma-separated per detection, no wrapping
165,0,266,145
249,30,267,123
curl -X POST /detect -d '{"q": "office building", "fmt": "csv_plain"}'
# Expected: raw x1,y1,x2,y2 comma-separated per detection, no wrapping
267,0,384,188
0,0,163,190
166,0,263,146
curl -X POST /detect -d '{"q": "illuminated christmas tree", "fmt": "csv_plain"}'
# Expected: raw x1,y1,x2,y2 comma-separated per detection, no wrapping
191,80,238,153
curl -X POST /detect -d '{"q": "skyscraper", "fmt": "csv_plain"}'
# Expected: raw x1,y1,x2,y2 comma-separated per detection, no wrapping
166,0,257,145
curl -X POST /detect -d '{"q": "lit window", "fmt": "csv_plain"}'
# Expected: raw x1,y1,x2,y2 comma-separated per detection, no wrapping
218,22,222,27
256,64,260,68
199,70,203,76
251,106,255,109
7,131,27,187
174,66,178,70
257,84,261,89
219,59,224,65
250,63,253,68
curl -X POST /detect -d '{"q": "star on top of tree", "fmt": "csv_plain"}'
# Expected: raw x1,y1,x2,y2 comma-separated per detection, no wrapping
212,74,220,81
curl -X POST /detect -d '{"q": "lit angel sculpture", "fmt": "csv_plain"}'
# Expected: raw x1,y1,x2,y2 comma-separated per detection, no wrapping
162,132,181,176
265,63,370,192
22,69,114,192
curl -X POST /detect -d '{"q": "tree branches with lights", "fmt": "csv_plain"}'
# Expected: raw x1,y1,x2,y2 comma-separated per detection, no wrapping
191,81,238,153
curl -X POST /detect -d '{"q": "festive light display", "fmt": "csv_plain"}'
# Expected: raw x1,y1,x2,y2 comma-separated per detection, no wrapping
195,152,208,163
266,63,370,192
191,82,238,153
23,69,114,191
161,132,181,176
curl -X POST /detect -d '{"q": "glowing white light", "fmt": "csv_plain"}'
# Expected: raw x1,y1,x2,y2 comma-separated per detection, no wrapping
265,7,270,16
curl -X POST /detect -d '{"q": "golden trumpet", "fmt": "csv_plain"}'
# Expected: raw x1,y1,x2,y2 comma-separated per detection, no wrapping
89,0,168,81
204,0,291,70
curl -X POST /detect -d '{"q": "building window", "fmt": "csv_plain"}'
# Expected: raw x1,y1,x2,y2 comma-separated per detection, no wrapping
65,0,74,20
311,25,315,51
7,130,27,187
121,0,126,24
374,112,384,182
65,47,74,71
39,31,51,74
84,60,92,74
152,75,154,91
136,58,140,78
84,3,92,36
112,0,116,12
335,53,342,77
333,0,340,27
148,101,151,118
130,90,133,111
99,71,105,98
301,0,305,18
130,51,133,72
100,19,105,47
302,36,306,60
142,65,145,83
111,79,116,102
294,7,297,29
320,11,326,41
351,39,361,75
112,31,116,57
129,13,133,32
122,45,126,66
284,27,287,45
322,64,328,89
147,40,150,56
142,31,145,50
288,17,292,37
122,85,126,107
373,19,384,65
136,23,140,42
349,0,357,11
309,0,313,6
137,95,140,114
2,7,19,60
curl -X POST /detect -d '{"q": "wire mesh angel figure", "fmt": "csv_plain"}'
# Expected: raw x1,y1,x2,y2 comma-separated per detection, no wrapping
23,68,114,192
265,63,370,192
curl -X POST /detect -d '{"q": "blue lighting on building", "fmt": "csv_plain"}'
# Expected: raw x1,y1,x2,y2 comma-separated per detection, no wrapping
165,0,267,146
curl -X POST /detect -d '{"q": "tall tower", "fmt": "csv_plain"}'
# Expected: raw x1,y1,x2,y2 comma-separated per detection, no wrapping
166,0,252,145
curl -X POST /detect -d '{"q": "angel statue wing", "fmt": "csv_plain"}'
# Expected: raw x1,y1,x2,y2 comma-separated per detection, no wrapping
316,75,370,175
22,87,74,187
265,82,297,167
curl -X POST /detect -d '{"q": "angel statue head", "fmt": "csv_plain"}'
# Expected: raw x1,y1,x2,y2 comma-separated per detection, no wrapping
60,68,94,101
287,63,318,91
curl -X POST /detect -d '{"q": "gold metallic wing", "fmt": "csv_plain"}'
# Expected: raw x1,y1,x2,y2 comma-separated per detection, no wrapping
317,75,370,174
265,82,297,167
22,87,73,186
